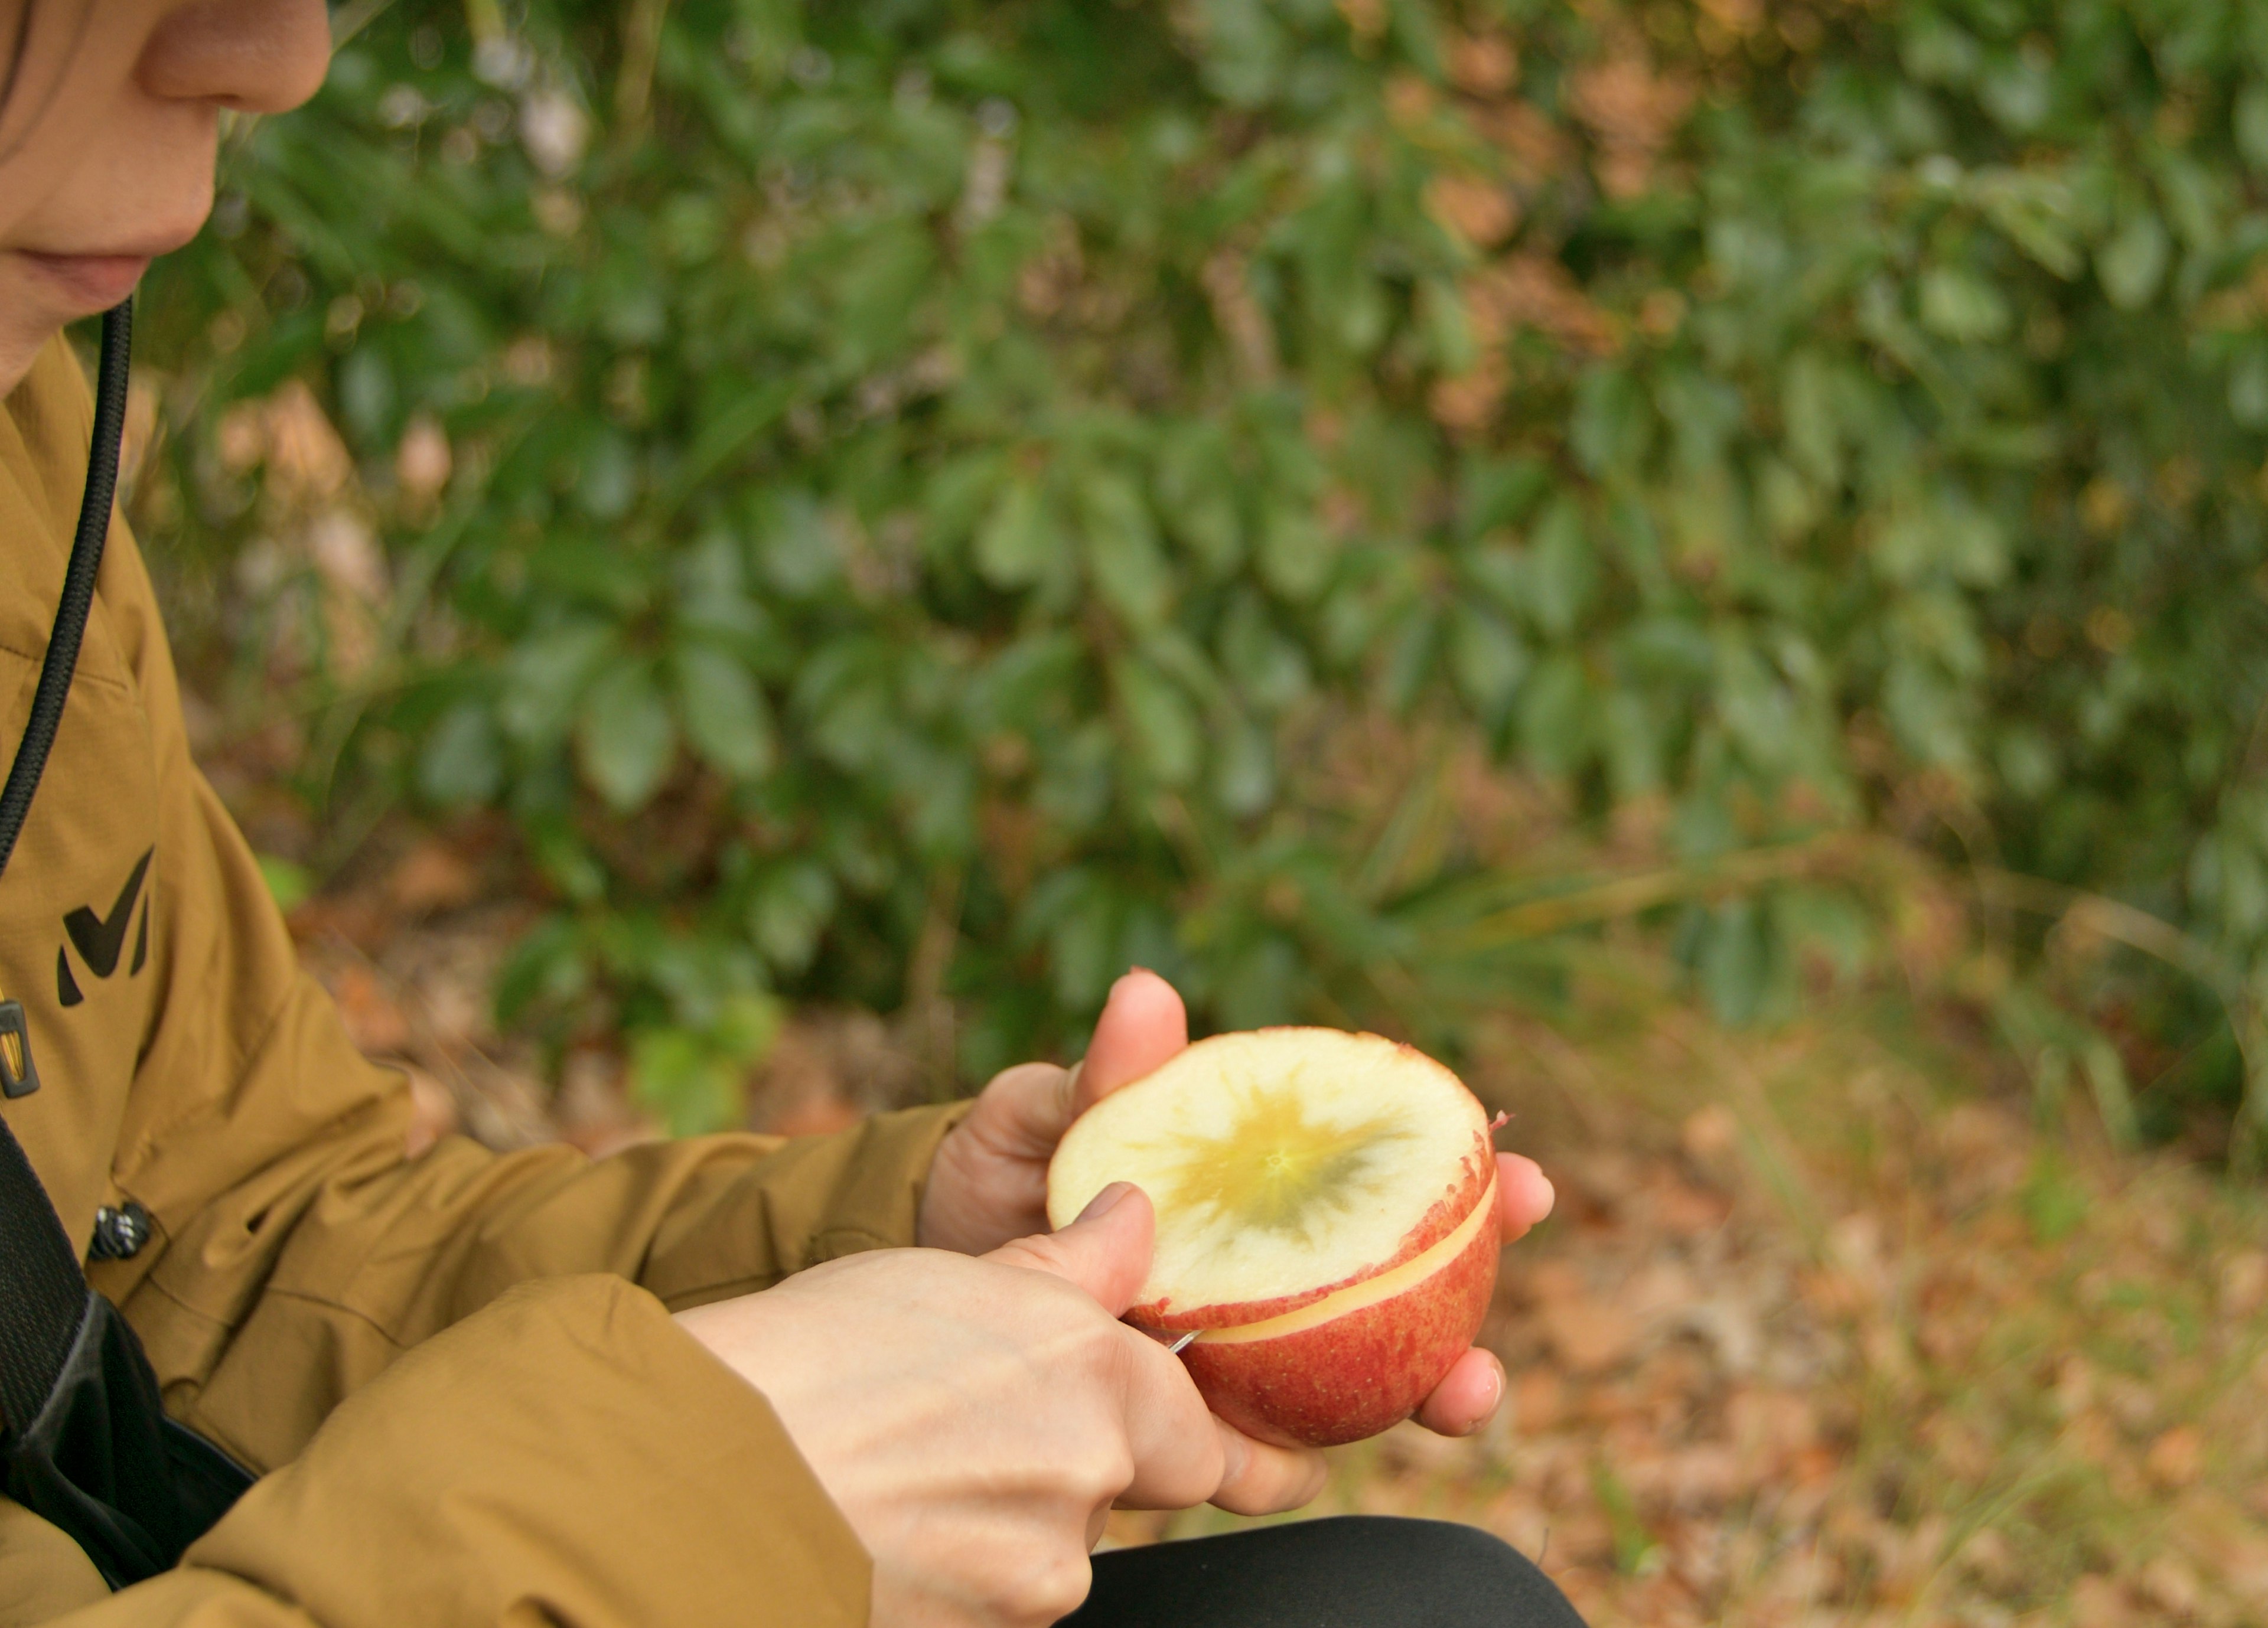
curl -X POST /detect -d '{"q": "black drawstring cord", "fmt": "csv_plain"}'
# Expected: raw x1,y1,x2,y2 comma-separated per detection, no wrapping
0,296,132,879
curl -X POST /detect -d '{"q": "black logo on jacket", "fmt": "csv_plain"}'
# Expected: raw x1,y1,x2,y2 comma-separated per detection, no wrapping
57,848,151,1008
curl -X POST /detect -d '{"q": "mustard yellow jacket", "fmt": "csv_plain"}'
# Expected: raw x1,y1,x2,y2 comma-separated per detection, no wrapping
0,338,964,1625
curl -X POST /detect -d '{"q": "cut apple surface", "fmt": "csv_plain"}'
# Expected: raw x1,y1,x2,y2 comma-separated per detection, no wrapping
1047,1027,1501,1447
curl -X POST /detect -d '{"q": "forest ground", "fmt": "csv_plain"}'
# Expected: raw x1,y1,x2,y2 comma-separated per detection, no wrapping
272,826,2268,1628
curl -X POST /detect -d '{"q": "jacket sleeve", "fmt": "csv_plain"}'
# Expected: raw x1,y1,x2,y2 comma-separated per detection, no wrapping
73,485,972,1481
96,551,972,1470
4,341,943,1626
33,1277,870,1627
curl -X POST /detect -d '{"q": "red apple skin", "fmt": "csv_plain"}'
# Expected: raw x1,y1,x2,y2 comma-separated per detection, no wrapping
1165,1198,1501,1448
1129,1136,1497,1333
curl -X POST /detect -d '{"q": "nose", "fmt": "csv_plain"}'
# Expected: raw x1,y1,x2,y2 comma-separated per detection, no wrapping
137,0,332,115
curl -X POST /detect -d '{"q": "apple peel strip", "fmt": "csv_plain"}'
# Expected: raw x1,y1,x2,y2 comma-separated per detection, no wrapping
1182,1174,1498,1348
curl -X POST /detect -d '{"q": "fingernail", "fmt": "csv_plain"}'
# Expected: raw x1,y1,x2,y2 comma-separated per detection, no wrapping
1079,1180,1138,1221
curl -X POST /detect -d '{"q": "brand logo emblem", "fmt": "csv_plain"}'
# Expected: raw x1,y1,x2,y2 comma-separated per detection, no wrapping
57,847,152,1008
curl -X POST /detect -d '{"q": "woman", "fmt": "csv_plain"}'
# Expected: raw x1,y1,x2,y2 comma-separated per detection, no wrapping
0,4,1582,1624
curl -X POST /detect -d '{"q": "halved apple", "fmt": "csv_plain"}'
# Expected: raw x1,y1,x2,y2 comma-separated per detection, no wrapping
1046,1026,1501,1447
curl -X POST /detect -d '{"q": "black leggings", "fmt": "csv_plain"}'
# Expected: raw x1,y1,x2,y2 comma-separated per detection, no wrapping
1067,1516,1588,1627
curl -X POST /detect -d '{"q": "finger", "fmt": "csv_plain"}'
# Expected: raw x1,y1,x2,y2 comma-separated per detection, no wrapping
986,1181,1156,1316
1207,1421,1328,1516
1113,1333,1233,1511
1412,1347,1506,1437
964,1061,1079,1161
1494,1153,1555,1243
1073,970,1188,1114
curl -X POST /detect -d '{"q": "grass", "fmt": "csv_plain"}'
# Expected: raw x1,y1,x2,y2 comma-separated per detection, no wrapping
287,830,2268,1626
1104,992,2268,1627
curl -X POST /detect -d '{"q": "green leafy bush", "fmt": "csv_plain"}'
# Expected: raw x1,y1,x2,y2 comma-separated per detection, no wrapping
135,0,2268,1135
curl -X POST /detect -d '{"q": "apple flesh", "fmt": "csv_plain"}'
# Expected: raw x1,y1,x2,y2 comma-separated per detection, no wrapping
1046,1027,1501,1447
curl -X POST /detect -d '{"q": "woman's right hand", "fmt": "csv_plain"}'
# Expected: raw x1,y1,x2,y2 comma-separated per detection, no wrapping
674,1183,1327,1628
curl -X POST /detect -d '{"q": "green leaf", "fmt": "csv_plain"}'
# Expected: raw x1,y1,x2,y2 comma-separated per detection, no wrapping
1080,470,1174,628
1211,710,1275,817
1258,505,1335,602
975,477,1055,589
577,661,677,812
1917,266,2012,343
1529,498,1598,638
494,914,589,1024
1112,655,1201,786
2231,348,2268,430
2240,85,2268,175
1219,594,1312,715
1570,366,1649,477
2097,210,2169,309
747,861,838,973
1517,654,1591,780
257,854,312,913
1378,602,1438,716
498,622,611,747
1780,351,1841,490
1448,604,1528,718
1196,0,1288,107
418,702,503,807
630,1026,744,1137
1155,430,1244,576
1698,899,1769,1026
755,490,841,597
1972,168,2083,279
672,644,776,781
1418,279,1475,374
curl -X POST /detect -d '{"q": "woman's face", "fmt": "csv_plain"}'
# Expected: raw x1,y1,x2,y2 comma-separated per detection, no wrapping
0,0,331,393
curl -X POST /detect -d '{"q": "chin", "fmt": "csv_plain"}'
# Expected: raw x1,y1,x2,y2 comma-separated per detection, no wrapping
0,280,73,396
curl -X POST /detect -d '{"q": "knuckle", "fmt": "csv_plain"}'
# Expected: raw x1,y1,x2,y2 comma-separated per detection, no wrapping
1009,1552,1093,1626
1076,1441,1136,1503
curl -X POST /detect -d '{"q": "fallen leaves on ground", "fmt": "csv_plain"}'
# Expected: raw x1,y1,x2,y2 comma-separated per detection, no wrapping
1118,1009,2268,1626
289,872,2268,1627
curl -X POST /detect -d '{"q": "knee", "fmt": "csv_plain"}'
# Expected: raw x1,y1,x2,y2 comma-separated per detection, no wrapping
1339,1518,1586,1626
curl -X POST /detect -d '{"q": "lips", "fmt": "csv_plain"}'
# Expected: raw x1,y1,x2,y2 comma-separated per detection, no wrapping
17,252,157,312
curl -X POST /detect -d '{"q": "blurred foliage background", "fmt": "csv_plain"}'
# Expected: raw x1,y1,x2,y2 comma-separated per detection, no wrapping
122,0,2268,1142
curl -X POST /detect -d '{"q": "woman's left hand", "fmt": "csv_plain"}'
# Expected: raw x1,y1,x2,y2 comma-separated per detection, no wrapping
915,968,1556,1438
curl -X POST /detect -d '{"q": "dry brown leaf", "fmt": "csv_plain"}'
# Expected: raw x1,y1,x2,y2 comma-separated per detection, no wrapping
1334,0,1386,45
396,415,452,499
387,840,482,915
1427,361,1507,433
1653,1177,1729,1236
2147,1424,2205,1490
2138,1554,2202,1618
2220,1249,2268,1317
1446,32,1518,97
1464,256,1618,356
1680,1101,1739,1161
1473,102,1573,187
1424,173,1521,247
1510,1365,1566,1433
328,962,411,1054
1542,1296,1642,1373
1566,55,1694,200
2071,1574,2135,1628
1383,71,1437,129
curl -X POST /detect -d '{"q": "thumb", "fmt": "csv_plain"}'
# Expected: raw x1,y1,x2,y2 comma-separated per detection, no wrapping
1073,969,1188,1115
985,1182,1155,1317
